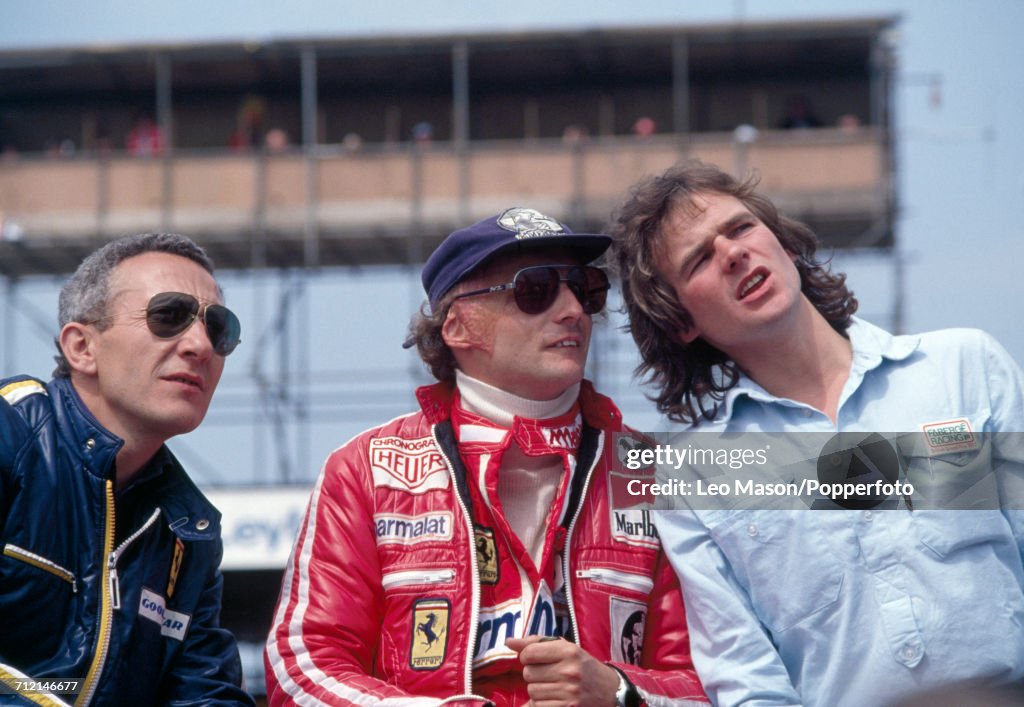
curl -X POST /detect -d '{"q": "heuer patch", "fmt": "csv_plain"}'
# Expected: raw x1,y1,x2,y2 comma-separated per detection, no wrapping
375,512,453,546
474,526,499,585
921,418,979,454
410,598,450,670
370,435,449,493
609,597,646,666
139,587,191,641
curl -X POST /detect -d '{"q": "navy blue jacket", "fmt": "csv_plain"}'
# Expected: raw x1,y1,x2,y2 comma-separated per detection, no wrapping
0,375,253,706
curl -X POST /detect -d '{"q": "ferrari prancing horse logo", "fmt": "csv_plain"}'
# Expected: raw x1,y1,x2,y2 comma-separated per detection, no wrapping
410,598,450,670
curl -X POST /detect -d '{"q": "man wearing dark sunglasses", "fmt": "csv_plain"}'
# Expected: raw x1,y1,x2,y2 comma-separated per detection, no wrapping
266,207,707,706
0,233,253,705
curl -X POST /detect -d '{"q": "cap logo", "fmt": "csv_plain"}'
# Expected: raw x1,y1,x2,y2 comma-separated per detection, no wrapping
497,207,565,240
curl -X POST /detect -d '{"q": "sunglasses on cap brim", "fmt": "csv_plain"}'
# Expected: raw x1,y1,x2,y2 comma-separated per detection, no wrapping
453,265,609,315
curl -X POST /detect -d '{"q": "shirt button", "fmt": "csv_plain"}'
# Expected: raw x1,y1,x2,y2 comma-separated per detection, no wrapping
863,510,873,521
901,644,920,661
746,523,758,537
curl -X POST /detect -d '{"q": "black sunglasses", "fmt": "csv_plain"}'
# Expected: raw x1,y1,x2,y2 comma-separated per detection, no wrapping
453,265,609,315
139,292,241,356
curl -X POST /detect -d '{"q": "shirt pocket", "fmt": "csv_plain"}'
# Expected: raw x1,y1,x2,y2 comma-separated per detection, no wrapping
913,510,1015,559
704,510,843,634
901,409,998,509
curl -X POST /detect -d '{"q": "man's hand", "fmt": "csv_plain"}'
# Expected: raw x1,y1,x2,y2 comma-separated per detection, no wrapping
506,636,620,707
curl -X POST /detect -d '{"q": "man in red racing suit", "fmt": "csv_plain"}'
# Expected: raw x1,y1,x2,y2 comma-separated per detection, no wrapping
265,207,707,707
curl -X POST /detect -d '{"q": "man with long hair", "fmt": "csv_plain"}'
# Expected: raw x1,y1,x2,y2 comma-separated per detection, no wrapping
610,160,1024,706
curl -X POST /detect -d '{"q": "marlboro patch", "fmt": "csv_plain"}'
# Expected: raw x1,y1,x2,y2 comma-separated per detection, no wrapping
921,418,979,454
474,527,499,585
410,599,450,670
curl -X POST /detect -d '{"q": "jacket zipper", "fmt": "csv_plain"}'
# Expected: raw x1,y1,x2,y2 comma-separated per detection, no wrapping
107,507,163,610
2,544,78,593
381,568,456,590
562,430,604,645
432,423,481,698
574,567,654,594
76,480,116,707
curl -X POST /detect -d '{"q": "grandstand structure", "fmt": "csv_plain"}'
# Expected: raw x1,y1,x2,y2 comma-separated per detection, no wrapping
0,16,899,694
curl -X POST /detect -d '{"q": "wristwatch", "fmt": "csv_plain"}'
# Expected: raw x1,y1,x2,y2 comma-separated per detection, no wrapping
613,668,642,707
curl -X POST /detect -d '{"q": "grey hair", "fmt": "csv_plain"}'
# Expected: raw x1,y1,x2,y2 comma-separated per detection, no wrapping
53,232,216,378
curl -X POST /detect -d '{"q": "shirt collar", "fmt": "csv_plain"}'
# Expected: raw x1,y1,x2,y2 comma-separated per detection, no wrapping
715,317,920,424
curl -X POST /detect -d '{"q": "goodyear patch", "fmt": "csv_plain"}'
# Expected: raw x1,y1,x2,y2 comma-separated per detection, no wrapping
139,587,191,641
0,379,47,406
474,526,499,585
375,512,453,546
370,436,449,494
921,418,979,454
410,598,450,670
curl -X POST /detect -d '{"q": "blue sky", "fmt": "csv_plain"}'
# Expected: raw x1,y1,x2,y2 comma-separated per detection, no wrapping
1,0,1022,485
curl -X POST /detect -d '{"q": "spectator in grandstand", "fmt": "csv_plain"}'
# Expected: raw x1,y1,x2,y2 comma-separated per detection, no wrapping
265,207,708,707
779,95,821,130
126,112,165,156
632,116,657,138
264,127,290,153
609,159,1024,706
0,233,252,705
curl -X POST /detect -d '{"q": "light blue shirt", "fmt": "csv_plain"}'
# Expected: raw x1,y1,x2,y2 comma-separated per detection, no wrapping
655,319,1024,706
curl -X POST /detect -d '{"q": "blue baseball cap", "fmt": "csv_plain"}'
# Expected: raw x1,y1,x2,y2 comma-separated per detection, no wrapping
422,207,611,310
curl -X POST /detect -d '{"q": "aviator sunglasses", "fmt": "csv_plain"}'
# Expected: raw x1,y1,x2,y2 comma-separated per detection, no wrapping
453,265,610,315
96,292,242,356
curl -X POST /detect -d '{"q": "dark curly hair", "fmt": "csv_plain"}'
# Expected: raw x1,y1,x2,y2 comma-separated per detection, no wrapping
609,159,858,424
406,289,461,384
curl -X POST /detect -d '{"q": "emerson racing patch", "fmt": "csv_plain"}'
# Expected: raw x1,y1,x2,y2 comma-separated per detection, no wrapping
370,435,450,493
410,598,450,670
375,512,453,546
